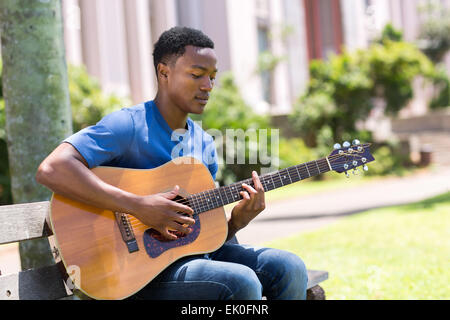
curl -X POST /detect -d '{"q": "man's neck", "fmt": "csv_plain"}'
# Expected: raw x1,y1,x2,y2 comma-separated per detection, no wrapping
154,94,189,131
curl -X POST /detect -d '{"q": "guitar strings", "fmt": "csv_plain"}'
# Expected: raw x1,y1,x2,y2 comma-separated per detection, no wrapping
127,156,363,229
128,153,364,220
127,157,358,223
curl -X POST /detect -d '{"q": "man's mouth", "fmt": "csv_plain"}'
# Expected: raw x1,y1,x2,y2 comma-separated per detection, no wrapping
195,96,209,104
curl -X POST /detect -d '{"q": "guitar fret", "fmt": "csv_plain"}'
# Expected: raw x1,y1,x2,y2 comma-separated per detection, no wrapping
294,164,302,181
286,169,293,184
318,159,328,173
269,174,276,190
304,163,311,179
278,169,289,186
195,192,205,213
306,161,317,177
200,191,209,212
261,176,269,191
304,163,311,177
288,166,300,183
193,194,200,213
230,184,241,201
208,189,217,209
225,185,233,204
189,195,199,213
219,186,230,206
204,190,213,211
211,189,219,209
213,189,224,207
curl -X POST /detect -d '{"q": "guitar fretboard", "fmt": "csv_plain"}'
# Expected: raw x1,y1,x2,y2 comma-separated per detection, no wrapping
187,158,331,214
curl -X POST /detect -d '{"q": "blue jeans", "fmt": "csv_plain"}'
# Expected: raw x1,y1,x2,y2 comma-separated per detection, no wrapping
130,242,308,300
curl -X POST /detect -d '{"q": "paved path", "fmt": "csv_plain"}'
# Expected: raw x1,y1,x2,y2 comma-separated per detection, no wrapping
234,166,450,245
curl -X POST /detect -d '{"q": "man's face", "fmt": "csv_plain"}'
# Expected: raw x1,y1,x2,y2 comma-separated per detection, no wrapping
163,45,218,114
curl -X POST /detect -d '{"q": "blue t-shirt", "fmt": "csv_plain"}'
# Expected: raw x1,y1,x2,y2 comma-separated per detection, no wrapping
64,100,219,179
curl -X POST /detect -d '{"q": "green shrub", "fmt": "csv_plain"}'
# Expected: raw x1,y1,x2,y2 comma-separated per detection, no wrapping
418,2,450,64
69,65,130,132
364,141,411,177
277,137,316,169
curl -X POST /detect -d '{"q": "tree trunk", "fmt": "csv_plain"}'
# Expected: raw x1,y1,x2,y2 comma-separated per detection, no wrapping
0,0,72,270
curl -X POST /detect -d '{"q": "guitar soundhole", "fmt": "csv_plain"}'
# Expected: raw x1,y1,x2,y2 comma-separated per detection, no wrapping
143,210,201,258
145,228,188,242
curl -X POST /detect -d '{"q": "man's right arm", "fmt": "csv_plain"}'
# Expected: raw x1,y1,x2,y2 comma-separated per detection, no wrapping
36,142,195,239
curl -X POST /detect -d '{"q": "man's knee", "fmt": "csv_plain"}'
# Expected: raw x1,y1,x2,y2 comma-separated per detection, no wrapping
284,252,308,289
259,249,308,299
226,265,262,300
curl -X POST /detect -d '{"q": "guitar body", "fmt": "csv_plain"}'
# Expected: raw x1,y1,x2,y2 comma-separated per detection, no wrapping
49,157,228,300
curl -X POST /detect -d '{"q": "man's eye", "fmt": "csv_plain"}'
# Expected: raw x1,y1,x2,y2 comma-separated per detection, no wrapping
191,74,201,79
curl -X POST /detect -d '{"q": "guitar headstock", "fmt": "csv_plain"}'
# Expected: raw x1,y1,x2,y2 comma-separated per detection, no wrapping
328,140,375,176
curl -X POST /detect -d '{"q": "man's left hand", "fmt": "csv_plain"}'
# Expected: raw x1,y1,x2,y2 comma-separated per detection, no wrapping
229,170,266,232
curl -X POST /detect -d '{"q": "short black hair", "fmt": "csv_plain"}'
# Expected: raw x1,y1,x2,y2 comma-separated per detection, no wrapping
152,26,215,73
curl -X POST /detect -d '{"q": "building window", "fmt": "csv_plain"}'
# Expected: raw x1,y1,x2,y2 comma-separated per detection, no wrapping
257,25,273,104
304,0,344,61
256,0,273,104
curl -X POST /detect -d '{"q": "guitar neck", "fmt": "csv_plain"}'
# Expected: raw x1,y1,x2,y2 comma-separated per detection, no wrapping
188,157,331,214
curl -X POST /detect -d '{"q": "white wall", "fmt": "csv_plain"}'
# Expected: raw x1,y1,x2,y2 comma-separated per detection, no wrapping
340,0,369,50
226,0,266,113
123,0,157,103
282,0,310,103
264,0,290,114
62,0,83,66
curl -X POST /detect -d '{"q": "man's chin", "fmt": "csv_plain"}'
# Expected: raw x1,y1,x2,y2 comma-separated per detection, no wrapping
190,104,207,114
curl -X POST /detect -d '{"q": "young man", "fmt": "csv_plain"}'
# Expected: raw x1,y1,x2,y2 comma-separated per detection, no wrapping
36,27,308,300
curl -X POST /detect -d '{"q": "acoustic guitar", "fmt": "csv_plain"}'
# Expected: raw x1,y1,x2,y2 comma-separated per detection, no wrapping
49,141,374,299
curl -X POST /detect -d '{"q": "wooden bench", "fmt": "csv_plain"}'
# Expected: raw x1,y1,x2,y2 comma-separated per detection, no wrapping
0,201,328,300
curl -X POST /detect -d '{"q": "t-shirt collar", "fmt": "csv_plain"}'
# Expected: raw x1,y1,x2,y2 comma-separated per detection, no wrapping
149,100,191,138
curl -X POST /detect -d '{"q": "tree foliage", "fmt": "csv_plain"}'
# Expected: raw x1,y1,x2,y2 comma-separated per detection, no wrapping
417,2,450,64
289,25,449,149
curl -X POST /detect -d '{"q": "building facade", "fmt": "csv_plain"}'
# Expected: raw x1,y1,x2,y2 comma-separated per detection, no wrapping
61,0,450,115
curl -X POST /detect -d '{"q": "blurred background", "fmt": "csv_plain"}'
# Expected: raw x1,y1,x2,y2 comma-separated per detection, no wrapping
0,0,449,300
53,0,450,183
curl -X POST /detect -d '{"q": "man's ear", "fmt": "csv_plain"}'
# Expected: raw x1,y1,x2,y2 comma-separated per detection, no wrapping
157,62,169,80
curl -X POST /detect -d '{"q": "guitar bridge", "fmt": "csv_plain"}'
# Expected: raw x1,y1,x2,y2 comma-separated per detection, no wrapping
114,212,139,253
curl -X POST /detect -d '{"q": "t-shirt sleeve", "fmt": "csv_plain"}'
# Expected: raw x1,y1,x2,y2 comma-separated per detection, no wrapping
64,109,134,168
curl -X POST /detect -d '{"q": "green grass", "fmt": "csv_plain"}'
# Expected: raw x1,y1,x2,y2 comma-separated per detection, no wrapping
264,192,450,300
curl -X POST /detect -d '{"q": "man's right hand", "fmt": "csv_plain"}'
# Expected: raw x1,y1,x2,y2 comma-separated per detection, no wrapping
131,185,195,240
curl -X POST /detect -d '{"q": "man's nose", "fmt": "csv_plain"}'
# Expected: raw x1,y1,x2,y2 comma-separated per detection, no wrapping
200,78,214,91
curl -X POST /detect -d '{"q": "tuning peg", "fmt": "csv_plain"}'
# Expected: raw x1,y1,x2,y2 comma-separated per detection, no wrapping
352,139,360,146
345,171,350,178
353,168,360,175
363,165,369,171
343,141,351,148
333,143,342,150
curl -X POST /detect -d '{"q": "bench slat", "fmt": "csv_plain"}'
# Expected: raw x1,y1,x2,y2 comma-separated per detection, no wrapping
306,270,328,289
0,201,52,245
0,264,70,300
